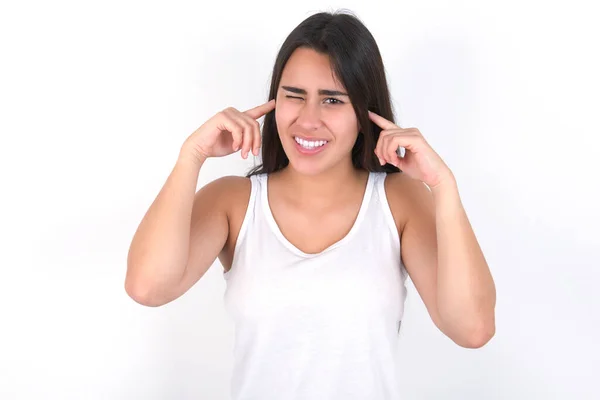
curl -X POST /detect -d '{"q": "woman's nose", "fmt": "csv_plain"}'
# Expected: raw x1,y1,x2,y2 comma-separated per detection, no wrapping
296,102,323,130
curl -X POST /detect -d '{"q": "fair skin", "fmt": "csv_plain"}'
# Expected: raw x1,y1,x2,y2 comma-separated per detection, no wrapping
130,47,495,349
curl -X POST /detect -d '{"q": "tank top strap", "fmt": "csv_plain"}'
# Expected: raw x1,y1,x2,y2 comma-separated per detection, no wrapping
240,173,263,238
223,174,262,279
373,172,402,246
373,171,407,279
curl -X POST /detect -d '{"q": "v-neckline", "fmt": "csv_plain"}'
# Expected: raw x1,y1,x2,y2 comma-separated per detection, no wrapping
261,172,374,258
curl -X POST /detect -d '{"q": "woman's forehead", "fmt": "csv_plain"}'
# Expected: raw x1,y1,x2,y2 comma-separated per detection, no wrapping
281,50,345,92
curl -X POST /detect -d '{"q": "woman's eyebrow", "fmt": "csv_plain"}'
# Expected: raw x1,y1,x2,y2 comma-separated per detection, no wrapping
281,85,348,96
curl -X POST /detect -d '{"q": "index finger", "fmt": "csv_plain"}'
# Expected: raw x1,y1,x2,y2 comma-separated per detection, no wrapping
368,110,399,130
244,99,276,120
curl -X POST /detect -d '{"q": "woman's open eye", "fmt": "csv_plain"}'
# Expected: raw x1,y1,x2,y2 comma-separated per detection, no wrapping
324,97,344,105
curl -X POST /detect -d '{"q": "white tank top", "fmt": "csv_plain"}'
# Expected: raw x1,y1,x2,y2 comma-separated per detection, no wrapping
223,171,408,400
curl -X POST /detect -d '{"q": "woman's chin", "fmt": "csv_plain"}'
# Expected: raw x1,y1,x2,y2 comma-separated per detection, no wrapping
287,160,327,176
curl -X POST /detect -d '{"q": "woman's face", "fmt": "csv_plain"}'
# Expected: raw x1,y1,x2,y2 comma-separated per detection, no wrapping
275,47,359,176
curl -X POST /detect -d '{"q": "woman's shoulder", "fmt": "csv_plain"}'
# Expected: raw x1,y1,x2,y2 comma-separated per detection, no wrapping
216,173,255,192
382,171,429,197
202,175,252,215
209,171,272,201
381,171,432,232
208,174,251,193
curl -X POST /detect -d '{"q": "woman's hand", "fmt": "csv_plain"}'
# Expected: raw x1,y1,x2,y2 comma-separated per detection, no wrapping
370,110,454,189
181,99,276,163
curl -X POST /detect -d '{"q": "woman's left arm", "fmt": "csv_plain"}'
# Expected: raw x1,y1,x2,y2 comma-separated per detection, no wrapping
424,175,496,347
370,110,496,348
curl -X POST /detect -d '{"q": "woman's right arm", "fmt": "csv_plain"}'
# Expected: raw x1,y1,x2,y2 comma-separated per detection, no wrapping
124,151,226,307
125,99,275,307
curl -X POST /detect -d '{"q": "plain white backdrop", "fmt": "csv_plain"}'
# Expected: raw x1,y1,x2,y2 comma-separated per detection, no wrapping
1,0,598,399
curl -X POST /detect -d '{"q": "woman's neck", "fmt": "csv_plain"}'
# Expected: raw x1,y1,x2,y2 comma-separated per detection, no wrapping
273,162,369,210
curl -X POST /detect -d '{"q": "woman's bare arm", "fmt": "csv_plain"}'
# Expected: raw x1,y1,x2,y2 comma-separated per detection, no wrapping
125,152,229,307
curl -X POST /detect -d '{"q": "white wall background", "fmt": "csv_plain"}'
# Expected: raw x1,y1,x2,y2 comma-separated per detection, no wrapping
1,0,598,399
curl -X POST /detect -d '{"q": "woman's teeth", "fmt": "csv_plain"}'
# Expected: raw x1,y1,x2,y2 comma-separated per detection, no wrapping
294,137,328,149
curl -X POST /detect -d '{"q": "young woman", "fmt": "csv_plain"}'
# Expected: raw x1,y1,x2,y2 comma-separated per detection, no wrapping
126,10,496,399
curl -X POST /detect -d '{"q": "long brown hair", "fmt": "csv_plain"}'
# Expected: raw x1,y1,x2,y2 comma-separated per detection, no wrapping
247,10,401,177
